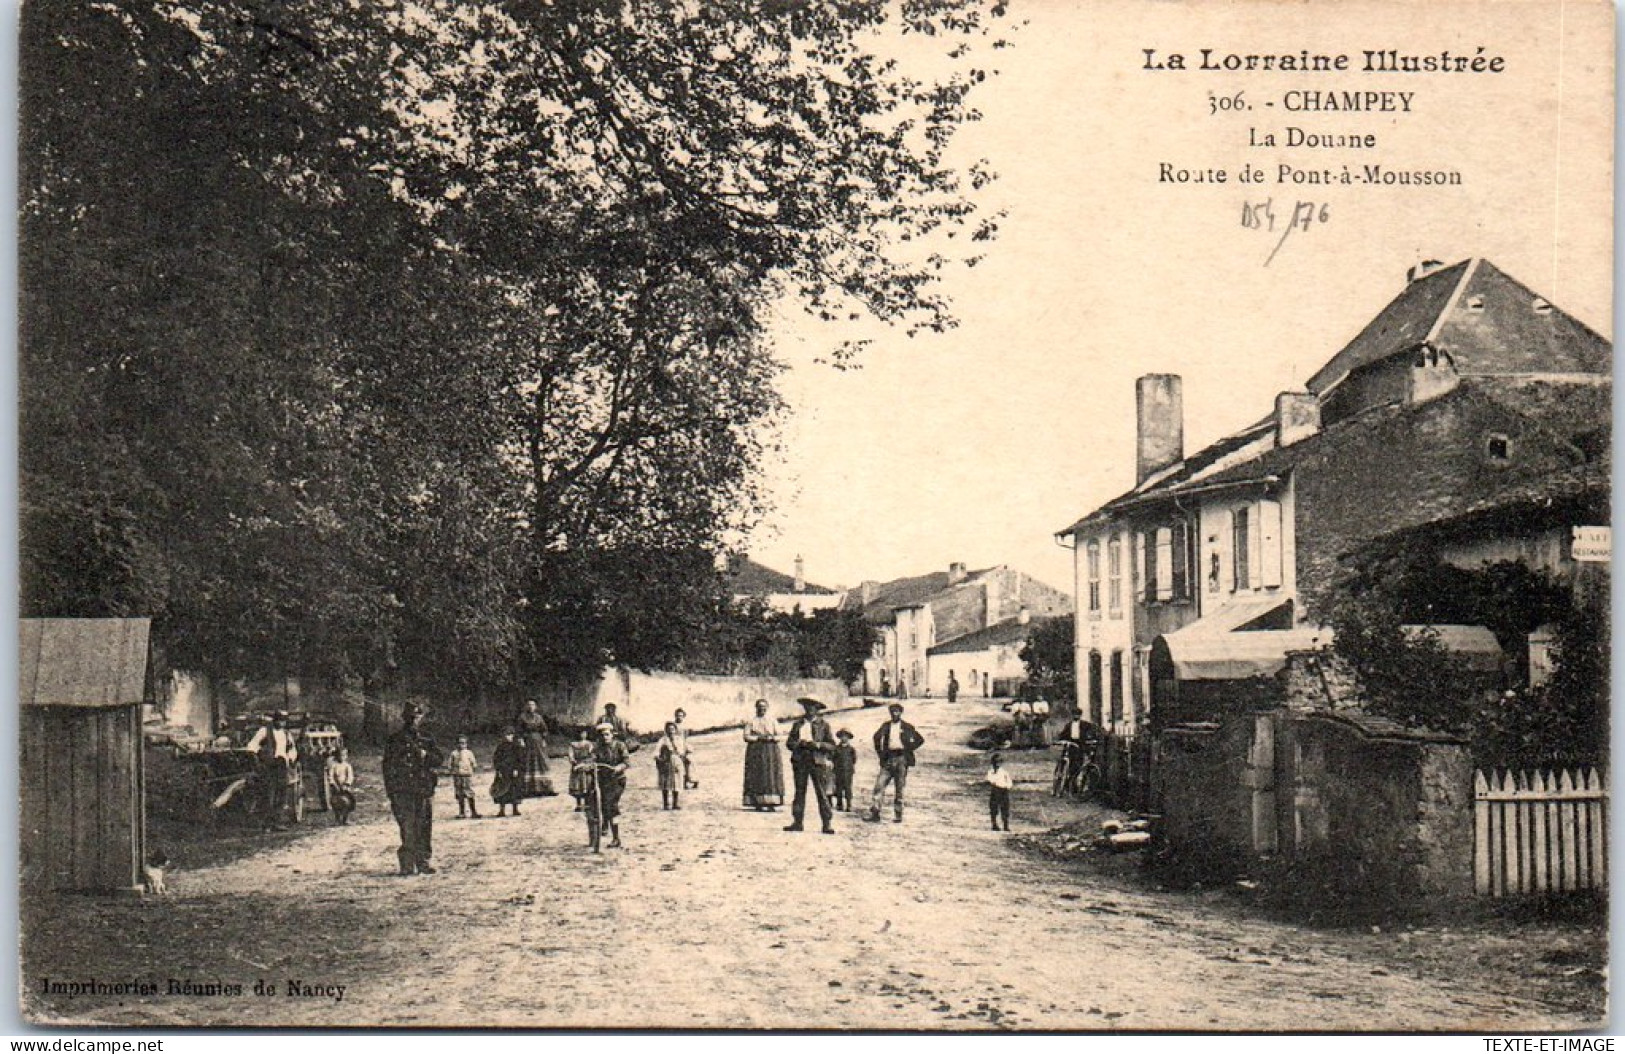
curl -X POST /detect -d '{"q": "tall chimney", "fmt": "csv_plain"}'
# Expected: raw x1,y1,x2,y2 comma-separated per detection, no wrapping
1274,391,1320,448
948,562,967,585
1136,374,1184,484
859,581,877,606
793,555,806,593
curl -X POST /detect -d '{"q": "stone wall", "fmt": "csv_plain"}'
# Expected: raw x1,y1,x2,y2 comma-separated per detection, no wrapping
1155,707,1474,897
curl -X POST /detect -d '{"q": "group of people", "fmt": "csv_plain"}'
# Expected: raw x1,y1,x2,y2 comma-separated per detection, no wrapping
378,692,1084,875
742,697,926,834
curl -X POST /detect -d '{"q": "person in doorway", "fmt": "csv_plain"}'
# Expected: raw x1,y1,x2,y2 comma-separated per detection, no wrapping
490,727,525,817
947,672,960,704
447,734,481,819
832,729,858,811
784,697,836,834
382,703,445,875
741,699,785,810
656,721,684,810
986,752,1013,832
868,703,925,824
673,708,697,789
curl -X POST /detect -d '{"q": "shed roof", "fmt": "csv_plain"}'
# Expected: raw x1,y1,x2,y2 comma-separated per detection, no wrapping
20,618,151,708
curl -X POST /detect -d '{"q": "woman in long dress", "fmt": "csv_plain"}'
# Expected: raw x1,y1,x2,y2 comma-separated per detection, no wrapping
741,698,785,810
515,699,557,797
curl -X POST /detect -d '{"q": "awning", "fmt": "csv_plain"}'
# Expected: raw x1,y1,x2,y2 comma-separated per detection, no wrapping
1401,624,1504,672
1158,625,1331,681
1156,613,1504,682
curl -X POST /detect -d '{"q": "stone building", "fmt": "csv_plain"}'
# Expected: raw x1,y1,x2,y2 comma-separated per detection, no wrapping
844,563,1072,696
1057,258,1611,805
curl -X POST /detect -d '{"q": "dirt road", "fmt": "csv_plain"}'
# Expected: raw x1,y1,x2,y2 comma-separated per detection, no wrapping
21,699,1604,1030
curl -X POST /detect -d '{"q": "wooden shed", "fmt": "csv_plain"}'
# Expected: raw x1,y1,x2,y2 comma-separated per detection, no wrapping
20,618,151,892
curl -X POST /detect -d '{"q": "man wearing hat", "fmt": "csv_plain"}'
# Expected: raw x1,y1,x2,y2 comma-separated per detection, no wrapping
869,703,925,824
382,703,445,875
784,698,836,834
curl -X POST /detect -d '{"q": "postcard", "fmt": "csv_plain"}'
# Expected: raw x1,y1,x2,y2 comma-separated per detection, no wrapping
17,0,1611,1031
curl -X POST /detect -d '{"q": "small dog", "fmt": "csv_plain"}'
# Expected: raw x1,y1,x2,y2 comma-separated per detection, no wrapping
141,850,169,896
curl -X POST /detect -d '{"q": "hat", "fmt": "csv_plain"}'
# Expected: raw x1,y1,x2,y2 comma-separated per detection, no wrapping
595,722,615,733
836,728,854,739
796,697,826,712
888,702,905,713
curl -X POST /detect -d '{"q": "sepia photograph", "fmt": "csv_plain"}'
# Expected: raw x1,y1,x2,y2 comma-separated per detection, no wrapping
14,0,1613,1033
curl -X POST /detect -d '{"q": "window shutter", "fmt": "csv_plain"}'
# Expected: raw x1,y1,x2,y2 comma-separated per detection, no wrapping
1259,498,1283,588
1137,531,1151,604
1155,527,1173,602
1170,521,1190,600
1247,503,1264,589
1231,507,1249,592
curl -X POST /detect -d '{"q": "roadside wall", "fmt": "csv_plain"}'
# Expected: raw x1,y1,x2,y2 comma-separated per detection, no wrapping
1155,708,1474,896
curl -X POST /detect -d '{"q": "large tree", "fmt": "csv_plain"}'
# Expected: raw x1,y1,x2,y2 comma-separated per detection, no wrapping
21,0,1009,690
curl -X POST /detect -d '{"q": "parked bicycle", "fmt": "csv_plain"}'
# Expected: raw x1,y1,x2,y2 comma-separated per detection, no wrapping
1052,738,1102,800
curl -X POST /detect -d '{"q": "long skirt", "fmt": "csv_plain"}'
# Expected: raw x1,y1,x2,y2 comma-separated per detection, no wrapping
520,734,557,797
742,740,785,807
657,756,682,793
491,771,523,805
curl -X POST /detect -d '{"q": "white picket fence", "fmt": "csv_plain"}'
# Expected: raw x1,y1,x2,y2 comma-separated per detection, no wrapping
1474,768,1607,896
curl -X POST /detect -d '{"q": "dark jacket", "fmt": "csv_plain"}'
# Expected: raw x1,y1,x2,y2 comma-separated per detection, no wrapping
872,719,925,768
787,715,836,768
492,738,525,778
382,726,445,800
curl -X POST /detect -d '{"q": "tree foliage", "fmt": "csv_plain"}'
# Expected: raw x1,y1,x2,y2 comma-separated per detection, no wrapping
1018,616,1074,706
21,1,1007,692
1326,552,1606,768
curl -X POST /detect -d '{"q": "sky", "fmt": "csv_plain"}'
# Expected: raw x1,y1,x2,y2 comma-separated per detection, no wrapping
743,0,1613,596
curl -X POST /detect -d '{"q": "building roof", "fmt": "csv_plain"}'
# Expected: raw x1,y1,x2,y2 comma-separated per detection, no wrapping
926,615,1060,655
1060,260,1611,537
20,618,151,708
842,567,996,624
725,555,837,596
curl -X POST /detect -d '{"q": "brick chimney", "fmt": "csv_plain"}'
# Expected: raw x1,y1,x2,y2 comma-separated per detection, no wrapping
1136,374,1184,484
793,555,806,593
859,581,877,605
1275,391,1320,448
948,561,967,585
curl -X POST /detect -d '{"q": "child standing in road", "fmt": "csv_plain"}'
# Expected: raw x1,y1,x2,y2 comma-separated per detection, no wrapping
447,735,481,819
326,747,356,825
568,726,595,811
986,752,1013,832
832,729,858,811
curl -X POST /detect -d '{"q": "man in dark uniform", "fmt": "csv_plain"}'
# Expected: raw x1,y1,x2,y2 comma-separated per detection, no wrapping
869,703,925,824
784,697,836,834
382,703,445,875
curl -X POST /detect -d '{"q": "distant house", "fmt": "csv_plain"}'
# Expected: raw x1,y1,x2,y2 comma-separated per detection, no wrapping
20,618,152,893
844,562,1072,696
1058,258,1611,799
926,609,1060,698
725,554,844,614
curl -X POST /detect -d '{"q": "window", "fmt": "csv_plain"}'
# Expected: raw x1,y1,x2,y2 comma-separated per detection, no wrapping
1088,651,1103,725
1232,506,1250,591
1107,534,1123,616
1109,650,1124,723
1486,434,1511,462
1143,521,1192,603
1086,540,1101,617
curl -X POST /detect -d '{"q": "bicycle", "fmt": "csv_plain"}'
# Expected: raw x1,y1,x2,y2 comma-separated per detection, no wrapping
1051,740,1102,800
